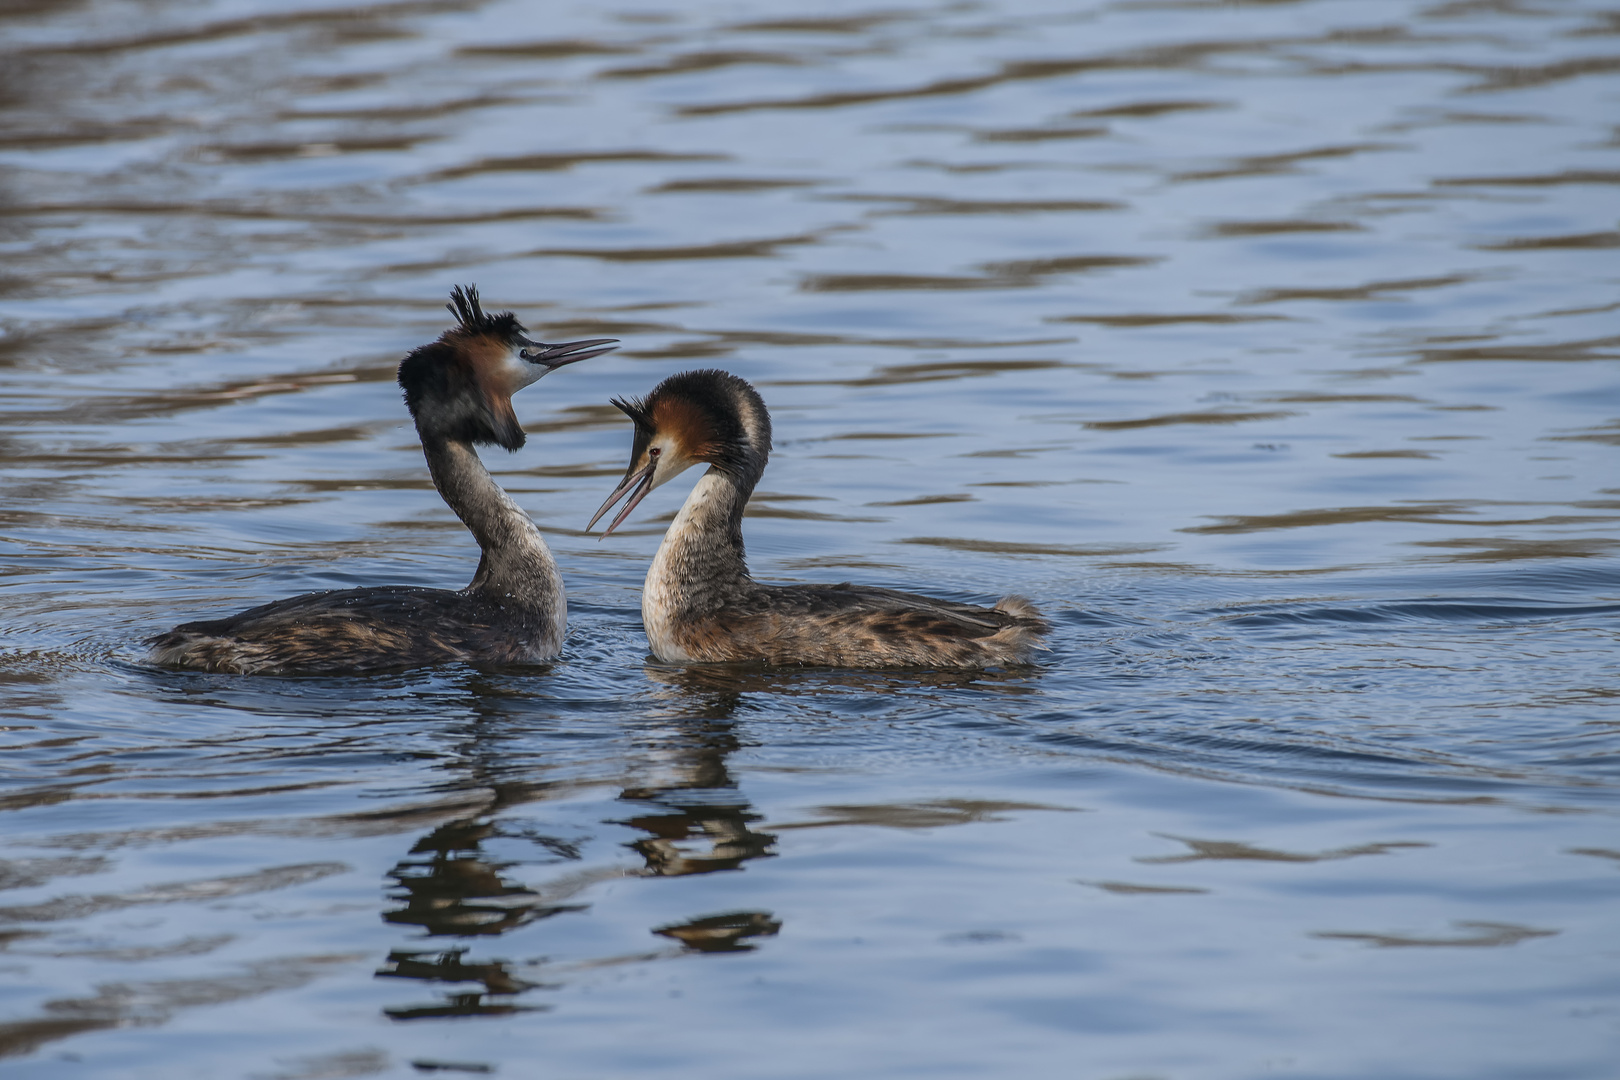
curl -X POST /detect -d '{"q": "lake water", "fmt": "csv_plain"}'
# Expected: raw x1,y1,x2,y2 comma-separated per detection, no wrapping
2,0,1619,1076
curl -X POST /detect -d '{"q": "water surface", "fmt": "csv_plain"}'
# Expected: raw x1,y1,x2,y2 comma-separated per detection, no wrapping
2,0,1619,1076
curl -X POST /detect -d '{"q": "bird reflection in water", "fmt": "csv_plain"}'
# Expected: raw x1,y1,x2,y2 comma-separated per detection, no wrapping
616,670,781,950
377,817,581,1020
384,818,587,937
375,669,782,1021
379,949,548,1022
615,702,776,878
655,911,782,954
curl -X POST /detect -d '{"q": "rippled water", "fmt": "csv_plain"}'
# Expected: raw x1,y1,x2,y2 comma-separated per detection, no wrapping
3,0,1619,1076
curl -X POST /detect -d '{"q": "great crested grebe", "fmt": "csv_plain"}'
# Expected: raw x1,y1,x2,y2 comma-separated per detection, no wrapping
588,369,1049,667
145,286,616,674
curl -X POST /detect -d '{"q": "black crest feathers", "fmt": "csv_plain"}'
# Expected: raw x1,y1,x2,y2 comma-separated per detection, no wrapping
610,394,652,431
447,284,485,330
447,283,524,343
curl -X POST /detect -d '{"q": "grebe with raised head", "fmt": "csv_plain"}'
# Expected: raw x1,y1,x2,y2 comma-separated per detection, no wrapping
146,285,616,674
588,369,1049,667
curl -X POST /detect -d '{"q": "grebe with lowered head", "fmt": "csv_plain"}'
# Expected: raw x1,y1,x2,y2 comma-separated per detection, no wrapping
588,369,1049,667
145,286,616,674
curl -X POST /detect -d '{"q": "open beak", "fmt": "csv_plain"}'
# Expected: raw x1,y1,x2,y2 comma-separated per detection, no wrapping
588,459,657,539
521,337,618,370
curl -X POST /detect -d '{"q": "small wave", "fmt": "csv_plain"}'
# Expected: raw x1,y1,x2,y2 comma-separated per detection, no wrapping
1211,598,1620,629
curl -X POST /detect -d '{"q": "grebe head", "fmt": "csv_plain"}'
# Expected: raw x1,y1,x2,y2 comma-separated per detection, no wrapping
588,368,771,538
398,284,616,451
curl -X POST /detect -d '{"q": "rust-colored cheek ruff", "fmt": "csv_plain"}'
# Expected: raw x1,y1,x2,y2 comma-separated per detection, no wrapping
461,336,524,448
651,394,722,463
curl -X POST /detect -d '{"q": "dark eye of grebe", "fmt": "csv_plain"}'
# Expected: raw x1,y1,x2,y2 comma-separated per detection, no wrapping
649,447,661,457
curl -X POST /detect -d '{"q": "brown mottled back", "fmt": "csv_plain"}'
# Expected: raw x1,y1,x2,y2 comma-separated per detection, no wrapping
145,587,557,675
664,584,1050,668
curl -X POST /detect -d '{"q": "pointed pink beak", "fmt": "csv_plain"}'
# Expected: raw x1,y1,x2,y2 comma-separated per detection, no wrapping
588,459,658,539
520,337,618,370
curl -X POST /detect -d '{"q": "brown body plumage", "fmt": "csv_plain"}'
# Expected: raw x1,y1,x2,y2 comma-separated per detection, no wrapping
589,369,1049,667
145,286,615,674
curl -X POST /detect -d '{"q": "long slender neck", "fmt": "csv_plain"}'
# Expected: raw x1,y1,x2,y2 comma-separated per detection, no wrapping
421,436,561,608
644,461,759,632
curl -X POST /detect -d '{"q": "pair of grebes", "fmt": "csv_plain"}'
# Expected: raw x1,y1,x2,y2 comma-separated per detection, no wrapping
147,287,1049,674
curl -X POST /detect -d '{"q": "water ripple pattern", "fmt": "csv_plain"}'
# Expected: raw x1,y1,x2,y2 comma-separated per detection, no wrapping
1,0,1618,1077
